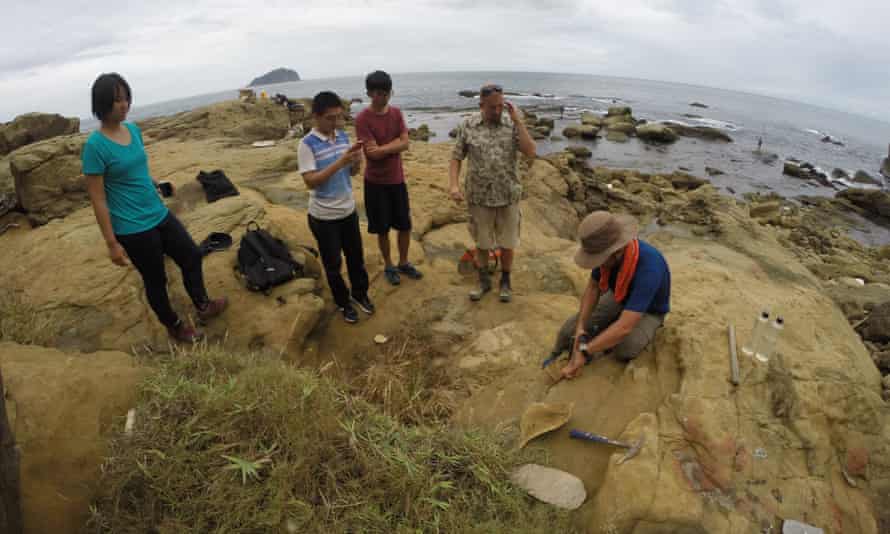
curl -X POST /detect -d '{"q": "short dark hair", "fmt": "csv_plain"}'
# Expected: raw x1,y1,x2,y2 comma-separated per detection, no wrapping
91,73,132,121
365,70,392,92
312,91,343,115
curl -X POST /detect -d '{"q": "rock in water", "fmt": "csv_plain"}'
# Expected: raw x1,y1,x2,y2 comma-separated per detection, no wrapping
853,170,881,186
458,90,478,98
636,124,678,143
705,166,725,176
510,464,586,510
580,112,603,127
0,112,80,156
606,130,629,143
832,168,850,180
689,102,709,108
565,145,592,158
607,106,632,117
837,188,890,219
661,121,732,142
579,125,599,139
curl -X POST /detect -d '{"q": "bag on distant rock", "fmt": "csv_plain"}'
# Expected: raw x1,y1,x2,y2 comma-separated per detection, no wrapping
196,170,239,203
235,221,318,293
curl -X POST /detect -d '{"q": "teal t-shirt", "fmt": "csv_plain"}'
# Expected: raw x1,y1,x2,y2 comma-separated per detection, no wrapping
81,122,168,235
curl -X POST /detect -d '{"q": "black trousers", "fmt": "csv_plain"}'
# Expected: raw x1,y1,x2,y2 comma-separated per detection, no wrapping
116,212,209,328
308,211,369,308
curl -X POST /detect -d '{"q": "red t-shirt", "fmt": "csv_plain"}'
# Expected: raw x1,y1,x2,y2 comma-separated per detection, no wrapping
355,106,408,185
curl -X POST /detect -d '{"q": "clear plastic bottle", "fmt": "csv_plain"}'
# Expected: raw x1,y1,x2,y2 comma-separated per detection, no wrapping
755,316,784,363
742,311,769,357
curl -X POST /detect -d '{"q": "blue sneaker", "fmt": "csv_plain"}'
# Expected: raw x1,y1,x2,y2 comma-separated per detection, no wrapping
397,262,423,280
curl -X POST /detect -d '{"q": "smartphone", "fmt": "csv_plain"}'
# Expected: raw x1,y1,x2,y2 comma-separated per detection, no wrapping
158,181,174,198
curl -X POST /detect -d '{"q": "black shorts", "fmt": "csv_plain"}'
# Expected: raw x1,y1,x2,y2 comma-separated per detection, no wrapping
364,181,412,234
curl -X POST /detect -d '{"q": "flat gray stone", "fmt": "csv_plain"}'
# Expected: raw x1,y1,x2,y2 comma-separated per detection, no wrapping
510,463,586,510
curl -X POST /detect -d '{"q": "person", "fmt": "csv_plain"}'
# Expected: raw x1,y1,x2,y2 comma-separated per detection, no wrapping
757,136,763,152
355,70,422,286
82,73,227,343
298,91,374,324
449,83,537,302
549,211,671,379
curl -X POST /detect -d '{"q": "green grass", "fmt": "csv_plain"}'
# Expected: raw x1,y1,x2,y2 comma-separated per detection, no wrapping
87,344,577,534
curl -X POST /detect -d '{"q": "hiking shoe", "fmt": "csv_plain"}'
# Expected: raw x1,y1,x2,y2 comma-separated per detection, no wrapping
397,262,423,280
384,266,401,286
167,321,204,343
469,271,492,301
499,277,512,303
352,294,376,315
339,305,359,324
197,297,228,321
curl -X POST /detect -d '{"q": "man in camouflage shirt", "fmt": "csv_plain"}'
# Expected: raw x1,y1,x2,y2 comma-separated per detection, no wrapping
449,83,537,302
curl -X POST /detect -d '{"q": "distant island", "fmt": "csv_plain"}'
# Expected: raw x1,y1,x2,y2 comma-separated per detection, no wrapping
248,68,301,87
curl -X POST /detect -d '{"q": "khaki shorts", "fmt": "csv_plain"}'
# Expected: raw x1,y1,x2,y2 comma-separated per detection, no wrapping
468,203,521,250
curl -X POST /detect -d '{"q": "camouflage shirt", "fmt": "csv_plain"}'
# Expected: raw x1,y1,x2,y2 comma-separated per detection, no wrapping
451,113,521,207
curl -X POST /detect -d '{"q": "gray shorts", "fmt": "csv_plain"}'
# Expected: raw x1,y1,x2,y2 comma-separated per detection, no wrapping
551,291,665,361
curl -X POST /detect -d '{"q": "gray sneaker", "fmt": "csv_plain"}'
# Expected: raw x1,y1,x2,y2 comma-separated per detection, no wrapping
469,271,492,301
499,277,512,303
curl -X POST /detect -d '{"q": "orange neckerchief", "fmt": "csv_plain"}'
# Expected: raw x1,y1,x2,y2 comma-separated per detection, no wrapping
599,239,640,303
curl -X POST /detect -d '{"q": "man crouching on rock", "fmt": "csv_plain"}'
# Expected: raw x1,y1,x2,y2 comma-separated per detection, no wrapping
552,212,671,379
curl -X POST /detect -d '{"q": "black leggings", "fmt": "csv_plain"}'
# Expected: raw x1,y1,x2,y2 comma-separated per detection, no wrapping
116,212,208,327
308,211,369,308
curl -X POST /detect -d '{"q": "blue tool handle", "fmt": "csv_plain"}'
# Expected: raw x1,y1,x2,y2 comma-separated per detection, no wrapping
569,429,626,448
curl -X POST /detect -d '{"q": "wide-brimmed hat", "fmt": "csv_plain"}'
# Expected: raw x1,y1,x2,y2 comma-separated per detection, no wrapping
574,211,639,269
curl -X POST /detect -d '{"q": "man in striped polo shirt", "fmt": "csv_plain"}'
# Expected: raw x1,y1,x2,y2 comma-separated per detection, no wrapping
298,91,374,324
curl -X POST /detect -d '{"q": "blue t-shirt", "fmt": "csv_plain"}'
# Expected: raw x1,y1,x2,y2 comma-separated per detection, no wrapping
81,122,168,235
592,240,671,314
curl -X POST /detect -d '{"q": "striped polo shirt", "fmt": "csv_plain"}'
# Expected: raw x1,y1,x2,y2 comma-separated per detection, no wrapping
297,128,356,220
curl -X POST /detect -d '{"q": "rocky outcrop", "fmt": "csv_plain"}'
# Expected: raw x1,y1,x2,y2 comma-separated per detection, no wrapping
882,157,889,178
0,342,144,534
580,112,603,127
661,121,733,142
861,302,890,343
636,123,678,143
458,90,478,98
0,193,326,354
605,131,629,143
690,101,708,108
837,188,890,220
0,113,80,156
854,170,882,186
579,125,599,140
0,157,14,217
9,134,88,225
784,160,832,188
409,124,433,142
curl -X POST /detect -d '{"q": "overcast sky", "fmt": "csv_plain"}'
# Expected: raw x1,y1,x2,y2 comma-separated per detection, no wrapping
1,0,888,123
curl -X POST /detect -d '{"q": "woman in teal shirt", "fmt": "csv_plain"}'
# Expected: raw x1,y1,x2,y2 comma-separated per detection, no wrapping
82,73,227,342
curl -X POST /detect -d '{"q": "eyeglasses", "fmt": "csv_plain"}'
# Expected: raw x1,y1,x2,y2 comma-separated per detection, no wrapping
479,84,503,97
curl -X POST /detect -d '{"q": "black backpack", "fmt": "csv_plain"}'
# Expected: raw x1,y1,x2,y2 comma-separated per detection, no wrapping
196,170,240,203
236,222,314,292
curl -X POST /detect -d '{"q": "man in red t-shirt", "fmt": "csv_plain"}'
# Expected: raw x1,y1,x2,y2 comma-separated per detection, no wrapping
355,70,423,286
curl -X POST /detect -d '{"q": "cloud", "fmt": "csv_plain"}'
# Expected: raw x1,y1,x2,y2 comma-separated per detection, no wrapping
0,0,887,122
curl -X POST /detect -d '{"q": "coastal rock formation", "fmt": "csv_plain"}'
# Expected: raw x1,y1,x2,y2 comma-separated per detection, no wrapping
0,193,325,354
0,157,14,216
882,157,889,178
636,123,678,143
837,188,890,221
409,124,433,142
606,130,629,143
581,112,603,127
5,97,890,534
458,90,478,98
661,121,733,142
0,112,80,156
605,121,636,136
689,101,709,108
579,125,600,139
563,126,581,138
854,170,881,186
784,160,832,188
833,168,850,180
0,342,143,534
9,134,88,225
248,67,300,86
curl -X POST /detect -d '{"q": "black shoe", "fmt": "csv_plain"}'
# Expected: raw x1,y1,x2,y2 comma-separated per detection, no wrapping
499,277,512,303
339,305,359,324
351,294,375,315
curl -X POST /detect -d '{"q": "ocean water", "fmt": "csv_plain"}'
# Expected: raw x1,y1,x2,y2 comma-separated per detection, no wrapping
86,71,890,202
